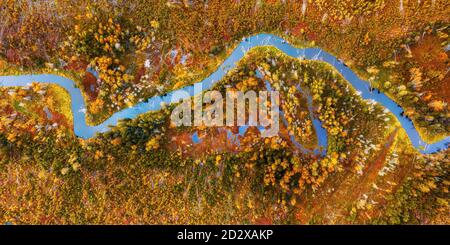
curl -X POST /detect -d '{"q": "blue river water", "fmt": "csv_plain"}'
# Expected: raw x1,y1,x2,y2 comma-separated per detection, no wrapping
258,70,327,156
0,34,448,154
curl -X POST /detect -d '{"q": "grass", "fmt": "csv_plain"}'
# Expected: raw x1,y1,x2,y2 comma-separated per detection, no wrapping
47,84,73,125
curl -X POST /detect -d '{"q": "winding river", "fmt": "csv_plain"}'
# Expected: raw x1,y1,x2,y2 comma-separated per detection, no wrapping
0,34,448,154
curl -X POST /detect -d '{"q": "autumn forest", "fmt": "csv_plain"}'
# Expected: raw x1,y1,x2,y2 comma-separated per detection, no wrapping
0,0,449,224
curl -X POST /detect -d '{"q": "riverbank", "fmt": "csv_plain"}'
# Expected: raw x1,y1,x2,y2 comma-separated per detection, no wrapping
1,34,448,154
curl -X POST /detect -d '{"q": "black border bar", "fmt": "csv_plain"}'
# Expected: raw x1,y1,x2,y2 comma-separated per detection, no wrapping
1,225,448,243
